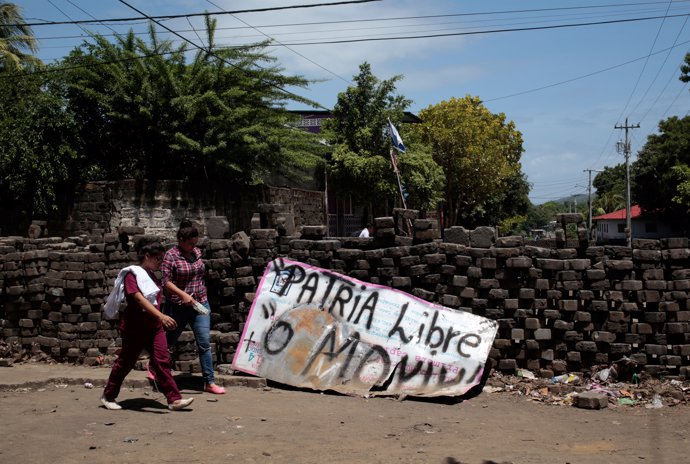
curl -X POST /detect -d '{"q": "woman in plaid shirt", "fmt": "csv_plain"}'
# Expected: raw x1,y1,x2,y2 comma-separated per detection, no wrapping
160,220,226,395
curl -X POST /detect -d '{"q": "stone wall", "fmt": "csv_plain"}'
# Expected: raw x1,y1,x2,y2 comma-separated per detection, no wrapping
2,217,690,380
56,180,325,242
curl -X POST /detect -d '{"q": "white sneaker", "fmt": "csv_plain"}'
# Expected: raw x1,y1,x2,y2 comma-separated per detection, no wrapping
100,395,122,410
168,397,194,411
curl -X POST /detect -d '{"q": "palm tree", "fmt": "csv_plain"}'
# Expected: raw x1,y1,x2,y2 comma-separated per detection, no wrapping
593,191,625,214
0,3,41,71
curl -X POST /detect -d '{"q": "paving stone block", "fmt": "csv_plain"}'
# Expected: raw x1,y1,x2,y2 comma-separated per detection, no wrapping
575,392,608,409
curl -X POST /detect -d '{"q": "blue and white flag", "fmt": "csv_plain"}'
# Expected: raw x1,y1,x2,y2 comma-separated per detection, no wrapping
388,118,406,153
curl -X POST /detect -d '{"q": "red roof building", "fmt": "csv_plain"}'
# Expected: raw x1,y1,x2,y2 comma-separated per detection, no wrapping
593,204,676,243
592,204,642,221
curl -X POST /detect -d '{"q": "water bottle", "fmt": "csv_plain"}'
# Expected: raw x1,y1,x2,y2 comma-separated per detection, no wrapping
192,300,209,315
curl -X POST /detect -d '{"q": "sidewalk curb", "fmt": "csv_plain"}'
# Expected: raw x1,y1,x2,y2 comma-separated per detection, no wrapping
0,373,266,392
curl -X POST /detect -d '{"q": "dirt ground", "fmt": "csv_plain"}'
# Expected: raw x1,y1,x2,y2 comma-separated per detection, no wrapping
1,379,689,464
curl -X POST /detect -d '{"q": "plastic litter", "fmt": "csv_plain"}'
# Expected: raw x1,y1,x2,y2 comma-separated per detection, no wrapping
645,394,663,409
516,368,536,380
83,382,94,389
618,397,636,406
551,374,579,384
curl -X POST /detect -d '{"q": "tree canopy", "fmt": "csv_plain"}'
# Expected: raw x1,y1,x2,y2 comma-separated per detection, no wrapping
412,96,525,227
632,115,690,220
0,74,80,224
59,19,324,185
324,62,444,211
592,164,627,214
0,18,328,232
0,3,41,71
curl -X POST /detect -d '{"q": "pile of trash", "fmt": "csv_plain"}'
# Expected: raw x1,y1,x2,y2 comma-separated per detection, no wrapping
482,361,690,409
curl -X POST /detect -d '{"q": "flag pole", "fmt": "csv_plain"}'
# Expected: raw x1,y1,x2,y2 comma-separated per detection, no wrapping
388,118,413,236
390,147,408,210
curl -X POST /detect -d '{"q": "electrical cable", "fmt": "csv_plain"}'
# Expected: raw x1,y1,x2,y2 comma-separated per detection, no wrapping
33,2,690,41
13,0,382,27
659,80,690,118
630,13,689,122
615,1,673,123
204,0,351,84
64,0,119,34
485,37,690,102
261,12,690,46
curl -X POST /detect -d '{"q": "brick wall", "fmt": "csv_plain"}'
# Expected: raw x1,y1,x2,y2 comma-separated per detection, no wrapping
1,220,690,379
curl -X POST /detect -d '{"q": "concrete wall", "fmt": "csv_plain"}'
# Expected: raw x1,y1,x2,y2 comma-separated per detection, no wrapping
54,180,325,242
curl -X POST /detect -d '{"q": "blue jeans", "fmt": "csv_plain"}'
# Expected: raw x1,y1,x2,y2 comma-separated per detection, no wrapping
165,301,215,384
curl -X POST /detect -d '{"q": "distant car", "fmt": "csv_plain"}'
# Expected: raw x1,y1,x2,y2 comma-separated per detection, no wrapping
530,229,545,239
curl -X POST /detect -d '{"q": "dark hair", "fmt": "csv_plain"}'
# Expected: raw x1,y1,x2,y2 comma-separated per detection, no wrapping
177,219,199,241
366,223,373,228
135,238,165,262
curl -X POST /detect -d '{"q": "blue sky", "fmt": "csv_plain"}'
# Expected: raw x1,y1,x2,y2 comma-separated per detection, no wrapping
16,0,690,203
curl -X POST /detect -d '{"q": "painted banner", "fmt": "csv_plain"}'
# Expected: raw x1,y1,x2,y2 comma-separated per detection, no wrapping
232,258,498,397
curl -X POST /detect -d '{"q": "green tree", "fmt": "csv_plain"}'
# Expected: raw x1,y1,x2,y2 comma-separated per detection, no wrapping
324,62,443,211
592,164,626,200
0,74,80,231
671,164,690,208
524,200,560,231
593,191,625,214
412,96,524,227
0,3,41,71
632,115,690,222
469,171,530,234
60,18,324,184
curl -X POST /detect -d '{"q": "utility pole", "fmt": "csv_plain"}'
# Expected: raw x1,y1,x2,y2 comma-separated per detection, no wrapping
615,118,640,248
584,169,602,239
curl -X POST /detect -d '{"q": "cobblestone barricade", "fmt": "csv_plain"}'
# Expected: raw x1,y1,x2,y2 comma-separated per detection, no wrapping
1,218,690,380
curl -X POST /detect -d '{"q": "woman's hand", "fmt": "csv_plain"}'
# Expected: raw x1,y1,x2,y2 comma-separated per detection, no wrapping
180,292,194,305
160,314,177,330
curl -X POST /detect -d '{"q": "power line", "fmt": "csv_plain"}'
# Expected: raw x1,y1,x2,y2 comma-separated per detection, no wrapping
204,0,351,84
37,8,685,49
115,0,329,111
486,37,690,102
260,12,690,46
629,9,689,122
185,17,207,49
13,1,383,27
659,80,690,118
531,177,588,187
33,2,690,40
631,18,689,122
64,0,119,34
44,0,112,61
12,15,690,88
615,1,673,123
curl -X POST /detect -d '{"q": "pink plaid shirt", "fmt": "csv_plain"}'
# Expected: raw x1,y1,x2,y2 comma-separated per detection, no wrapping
161,246,208,304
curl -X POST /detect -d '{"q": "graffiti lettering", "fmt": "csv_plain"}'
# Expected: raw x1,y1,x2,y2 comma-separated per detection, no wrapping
301,329,361,378
235,258,498,397
352,345,391,386
283,265,379,331
387,304,483,357
261,301,277,319
263,320,294,355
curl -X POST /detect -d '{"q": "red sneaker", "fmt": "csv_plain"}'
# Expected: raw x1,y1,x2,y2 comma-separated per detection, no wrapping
204,383,225,395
